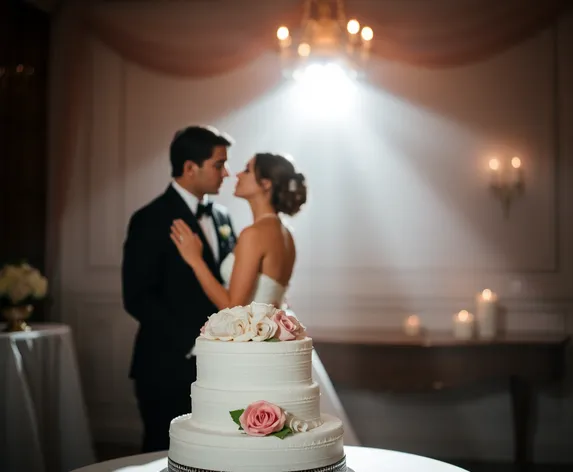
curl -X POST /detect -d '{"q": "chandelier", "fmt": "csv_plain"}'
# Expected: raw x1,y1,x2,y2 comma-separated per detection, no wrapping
276,0,374,78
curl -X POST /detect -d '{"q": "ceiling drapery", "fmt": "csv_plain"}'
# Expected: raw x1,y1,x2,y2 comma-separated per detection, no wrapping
80,0,570,75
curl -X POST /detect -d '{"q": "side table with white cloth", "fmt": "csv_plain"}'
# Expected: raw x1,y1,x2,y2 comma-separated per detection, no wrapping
70,446,469,472
0,323,96,472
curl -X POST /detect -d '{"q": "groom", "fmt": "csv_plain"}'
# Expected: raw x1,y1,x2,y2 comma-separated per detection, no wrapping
121,125,237,452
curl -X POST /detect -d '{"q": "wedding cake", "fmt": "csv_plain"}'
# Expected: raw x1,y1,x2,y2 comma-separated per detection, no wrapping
168,303,346,472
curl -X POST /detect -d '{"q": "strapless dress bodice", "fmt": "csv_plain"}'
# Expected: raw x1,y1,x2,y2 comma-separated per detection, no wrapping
220,253,287,307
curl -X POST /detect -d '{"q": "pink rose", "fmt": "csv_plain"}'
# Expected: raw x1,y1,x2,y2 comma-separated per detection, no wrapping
271,310,306,341
239,400,286,436
200,321,207,335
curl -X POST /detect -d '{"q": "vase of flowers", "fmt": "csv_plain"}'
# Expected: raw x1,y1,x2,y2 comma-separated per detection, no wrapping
0,262,48,332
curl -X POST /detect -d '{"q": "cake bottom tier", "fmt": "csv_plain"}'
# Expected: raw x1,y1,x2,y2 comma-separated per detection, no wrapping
169,413,345,472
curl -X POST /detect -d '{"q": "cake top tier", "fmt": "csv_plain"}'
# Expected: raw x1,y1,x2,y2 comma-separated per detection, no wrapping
199,302,307,343
194,335,314,389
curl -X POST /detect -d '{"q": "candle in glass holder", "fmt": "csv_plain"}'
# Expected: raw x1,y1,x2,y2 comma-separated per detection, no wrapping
476,288,498,339
453,310,474,340
403,315,421,336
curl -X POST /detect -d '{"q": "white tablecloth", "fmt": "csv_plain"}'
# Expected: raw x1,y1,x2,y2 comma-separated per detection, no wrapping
71,446,468,472
0,323,96,472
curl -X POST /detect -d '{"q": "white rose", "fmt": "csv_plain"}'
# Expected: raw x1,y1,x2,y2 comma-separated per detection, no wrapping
26,270,47,298
249,302,277,322
287,414,310,433
203,308,254,342
8,281,31,304
32,276,48,298
202,309,240,341
251,316,278,342
229,305,251,319
231,315,255,342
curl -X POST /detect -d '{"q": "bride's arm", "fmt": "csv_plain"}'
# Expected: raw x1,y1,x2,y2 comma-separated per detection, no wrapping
227,227,263,306
186,227,262,310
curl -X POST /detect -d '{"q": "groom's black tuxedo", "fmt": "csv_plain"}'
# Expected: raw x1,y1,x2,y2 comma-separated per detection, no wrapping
121,184,236,451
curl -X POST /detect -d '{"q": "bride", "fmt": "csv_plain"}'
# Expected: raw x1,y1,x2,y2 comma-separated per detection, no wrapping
170,152,359,446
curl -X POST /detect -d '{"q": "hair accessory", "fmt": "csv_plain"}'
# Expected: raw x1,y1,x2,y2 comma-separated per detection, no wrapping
288,178,297,192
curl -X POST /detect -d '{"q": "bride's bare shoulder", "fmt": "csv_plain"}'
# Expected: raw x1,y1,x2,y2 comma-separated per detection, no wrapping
236,224,262,244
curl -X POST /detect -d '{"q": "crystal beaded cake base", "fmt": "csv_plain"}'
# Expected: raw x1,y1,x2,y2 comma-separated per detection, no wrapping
165,456,347,472
160,469,354,472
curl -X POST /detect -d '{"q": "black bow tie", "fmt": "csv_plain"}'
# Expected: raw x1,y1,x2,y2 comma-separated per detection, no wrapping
195,201,213,219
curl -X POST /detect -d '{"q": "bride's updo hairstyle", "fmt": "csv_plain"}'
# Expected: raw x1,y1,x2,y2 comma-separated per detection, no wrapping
254,153,307,216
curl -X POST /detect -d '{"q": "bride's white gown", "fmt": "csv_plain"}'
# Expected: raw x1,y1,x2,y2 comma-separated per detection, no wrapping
219,253,360,446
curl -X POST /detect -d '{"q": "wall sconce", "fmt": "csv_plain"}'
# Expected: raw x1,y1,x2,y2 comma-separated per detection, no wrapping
488,156,524,219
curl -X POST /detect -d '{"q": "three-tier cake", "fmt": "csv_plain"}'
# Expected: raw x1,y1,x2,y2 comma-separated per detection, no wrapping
168,303,346,472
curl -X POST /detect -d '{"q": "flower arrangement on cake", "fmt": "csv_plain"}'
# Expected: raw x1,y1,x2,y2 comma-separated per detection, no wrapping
230,400,320,439
200,302,306,342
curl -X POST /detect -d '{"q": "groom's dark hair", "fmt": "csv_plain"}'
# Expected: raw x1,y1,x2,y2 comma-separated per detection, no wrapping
170,125,233,177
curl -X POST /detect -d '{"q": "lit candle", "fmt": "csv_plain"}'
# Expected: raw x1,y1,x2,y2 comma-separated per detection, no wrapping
360,26,373,60
488,158,501,187
453,310,474,340
475,288,498,339
347,19,360,45
510,156,522,186
276,26,291,59
403,315,421,336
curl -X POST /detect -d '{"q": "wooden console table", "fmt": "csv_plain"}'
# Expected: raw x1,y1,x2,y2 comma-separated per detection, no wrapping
311,329,569,471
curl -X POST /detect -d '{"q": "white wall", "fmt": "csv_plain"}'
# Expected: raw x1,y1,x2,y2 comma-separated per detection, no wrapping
53,11,573,463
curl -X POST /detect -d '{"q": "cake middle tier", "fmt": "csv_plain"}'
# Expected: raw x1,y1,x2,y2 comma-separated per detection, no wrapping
190,381,322,432
194,337,313,389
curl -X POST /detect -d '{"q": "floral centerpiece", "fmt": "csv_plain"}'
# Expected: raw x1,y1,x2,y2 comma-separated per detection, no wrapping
200,302,306,342
0,262,48,332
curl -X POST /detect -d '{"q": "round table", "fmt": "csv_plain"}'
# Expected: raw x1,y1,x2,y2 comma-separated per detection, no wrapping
0,323,95,472
71,446,468,472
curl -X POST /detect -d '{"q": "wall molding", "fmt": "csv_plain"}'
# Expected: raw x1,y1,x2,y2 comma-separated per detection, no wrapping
85,38,127,272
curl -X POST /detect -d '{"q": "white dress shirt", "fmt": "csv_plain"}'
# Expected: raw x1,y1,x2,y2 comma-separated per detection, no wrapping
171,181,219,261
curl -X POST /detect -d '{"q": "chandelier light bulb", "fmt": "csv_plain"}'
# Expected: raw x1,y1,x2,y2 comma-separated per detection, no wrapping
347,19,360,34
488,158,500,171
361,26,373,41
274,1,375,79
277,26,290,41
511,157,522,169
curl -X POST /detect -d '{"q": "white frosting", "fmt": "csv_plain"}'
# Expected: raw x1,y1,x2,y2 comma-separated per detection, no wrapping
191,382,322,432
194,336,313,389
170,414,344,472
169,336,345,471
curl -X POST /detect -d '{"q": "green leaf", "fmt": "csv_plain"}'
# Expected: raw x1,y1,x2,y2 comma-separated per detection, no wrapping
229,409,244,428
264,337,281,342
271,426,293,439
